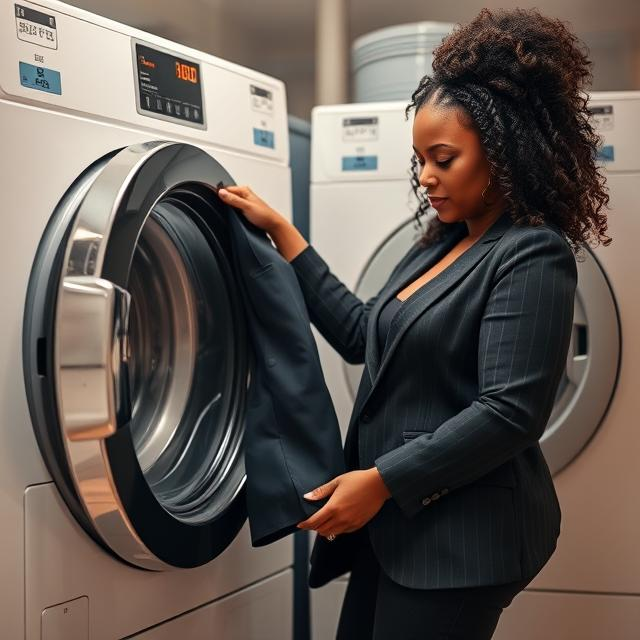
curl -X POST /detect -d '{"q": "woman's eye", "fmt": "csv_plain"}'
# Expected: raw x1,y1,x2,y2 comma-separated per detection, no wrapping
436,158,454,167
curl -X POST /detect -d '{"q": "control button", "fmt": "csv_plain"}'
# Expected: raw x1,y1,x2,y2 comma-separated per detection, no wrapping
193,108,200,120
184,105,190,118
175,104,182,116
143,95,151,109
165,101,172,114
421,497,432,506
155,98,163,112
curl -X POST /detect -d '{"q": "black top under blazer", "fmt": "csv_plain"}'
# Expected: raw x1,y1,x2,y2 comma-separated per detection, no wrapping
290,211,578,589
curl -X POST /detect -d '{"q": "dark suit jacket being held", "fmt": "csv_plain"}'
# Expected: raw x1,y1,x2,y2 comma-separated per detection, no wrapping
290,211,577,590
228,212,345,547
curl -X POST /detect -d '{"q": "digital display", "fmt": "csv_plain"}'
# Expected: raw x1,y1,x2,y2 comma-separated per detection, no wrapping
175,61,197,84
588,105,613,116
135,42,204,127
19,61,61,94
343,117,378,127
251,85,272,100
342,116,378,142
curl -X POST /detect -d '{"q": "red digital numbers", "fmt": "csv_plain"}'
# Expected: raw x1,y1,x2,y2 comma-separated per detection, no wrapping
175,62,197,84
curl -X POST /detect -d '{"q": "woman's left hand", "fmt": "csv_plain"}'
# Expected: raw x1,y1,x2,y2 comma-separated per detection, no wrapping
297,468,392,538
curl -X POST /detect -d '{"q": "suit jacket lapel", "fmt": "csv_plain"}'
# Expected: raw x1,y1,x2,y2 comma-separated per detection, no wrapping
363,224,465,380
363,211,514,406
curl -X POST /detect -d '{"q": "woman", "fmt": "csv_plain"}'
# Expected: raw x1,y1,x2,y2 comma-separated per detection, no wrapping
218,8,610,639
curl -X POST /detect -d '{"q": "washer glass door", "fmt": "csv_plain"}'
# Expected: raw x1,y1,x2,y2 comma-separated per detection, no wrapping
25,142,249,569
126,200,244,523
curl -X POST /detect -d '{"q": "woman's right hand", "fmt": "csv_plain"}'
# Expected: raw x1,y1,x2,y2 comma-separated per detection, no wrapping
218,184,309,261
217,185,285,233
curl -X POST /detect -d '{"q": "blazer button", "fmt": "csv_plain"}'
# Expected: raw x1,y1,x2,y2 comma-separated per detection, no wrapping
421,497,431,506
441,488,449,496
361,413,371,423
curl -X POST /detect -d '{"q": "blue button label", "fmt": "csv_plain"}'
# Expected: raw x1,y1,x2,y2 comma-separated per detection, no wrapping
342,156,378,171
597,145,614,162
19,61,61,94
253,128,275,149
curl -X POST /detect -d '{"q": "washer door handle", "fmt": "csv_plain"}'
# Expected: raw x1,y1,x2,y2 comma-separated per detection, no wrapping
57,276,132,441
566,322,589,386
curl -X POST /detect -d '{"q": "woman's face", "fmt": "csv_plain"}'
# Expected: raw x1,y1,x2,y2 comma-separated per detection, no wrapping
412,99,498,224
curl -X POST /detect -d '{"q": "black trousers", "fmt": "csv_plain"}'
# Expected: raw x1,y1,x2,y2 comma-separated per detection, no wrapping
336,533,530,640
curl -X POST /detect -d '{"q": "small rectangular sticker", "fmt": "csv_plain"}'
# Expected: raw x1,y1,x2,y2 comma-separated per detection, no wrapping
253,128,275,149
342,116,378,142
596,145,614,162
15,4,58,50
589,104,614,131
342,156,378,171
19,61,61,94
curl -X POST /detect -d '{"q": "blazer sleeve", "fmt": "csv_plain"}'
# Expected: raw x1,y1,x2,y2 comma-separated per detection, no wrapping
290,244,413,364
374,228,578,518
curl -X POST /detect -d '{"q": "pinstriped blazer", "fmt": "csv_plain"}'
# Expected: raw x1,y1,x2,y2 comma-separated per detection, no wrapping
290,211,577,589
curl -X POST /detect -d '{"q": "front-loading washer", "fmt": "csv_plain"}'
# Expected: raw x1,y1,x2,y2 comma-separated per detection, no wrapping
309,94,632,639
0,1,293,638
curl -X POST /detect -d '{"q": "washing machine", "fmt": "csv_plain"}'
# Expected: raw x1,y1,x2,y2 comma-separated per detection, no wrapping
309,93,635,639
0,1,294,638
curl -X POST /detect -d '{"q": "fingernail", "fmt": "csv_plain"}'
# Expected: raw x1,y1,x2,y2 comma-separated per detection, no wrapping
218,189,227,196
303,492,311,499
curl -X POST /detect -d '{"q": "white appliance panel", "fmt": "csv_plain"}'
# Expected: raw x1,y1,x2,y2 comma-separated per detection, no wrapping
25,484,291,640
132,570,293,639
1,0,288,163
311,101,411,183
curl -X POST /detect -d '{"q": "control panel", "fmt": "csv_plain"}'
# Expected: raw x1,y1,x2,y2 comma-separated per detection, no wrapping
0,0,288,162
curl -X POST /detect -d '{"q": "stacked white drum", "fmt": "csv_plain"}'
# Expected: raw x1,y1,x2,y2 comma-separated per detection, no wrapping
351,22,456,103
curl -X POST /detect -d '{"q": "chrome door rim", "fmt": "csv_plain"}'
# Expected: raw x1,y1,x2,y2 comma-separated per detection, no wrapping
26,142,249,569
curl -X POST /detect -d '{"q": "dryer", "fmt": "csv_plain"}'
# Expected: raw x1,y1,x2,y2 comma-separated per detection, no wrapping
1,1,293,638
309,94,632,639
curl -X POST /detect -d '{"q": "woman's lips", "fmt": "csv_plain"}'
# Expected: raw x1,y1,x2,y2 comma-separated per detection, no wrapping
428,197,448,209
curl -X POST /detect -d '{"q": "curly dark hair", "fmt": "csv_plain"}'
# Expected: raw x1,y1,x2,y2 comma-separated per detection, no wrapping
407,8,611,253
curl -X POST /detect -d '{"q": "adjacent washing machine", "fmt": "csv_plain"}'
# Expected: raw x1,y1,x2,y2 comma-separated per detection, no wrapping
1,1,293,638
309,94,636,639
